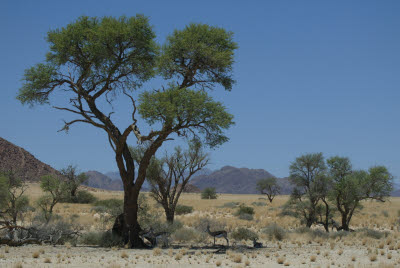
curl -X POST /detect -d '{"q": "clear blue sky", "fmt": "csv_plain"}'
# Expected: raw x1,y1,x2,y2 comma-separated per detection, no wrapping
1,0,399,181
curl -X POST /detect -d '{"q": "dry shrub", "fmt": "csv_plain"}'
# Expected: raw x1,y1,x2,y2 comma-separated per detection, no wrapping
13,262,23,268
32,251,40,258
216,260,222,266
175,253,183,260
338,249,343,255
277,257,285,264
232,254,242,263
120,252,128,258
369,254,377,262
262,223,286,241
44,257,51,263
245,259,250,266
4,246,9,253
153,248,162,256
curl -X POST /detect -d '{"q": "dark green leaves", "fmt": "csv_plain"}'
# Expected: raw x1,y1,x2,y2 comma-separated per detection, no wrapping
138,86,234,147
17,63,60,106
158,23,238,90
18,15,158,106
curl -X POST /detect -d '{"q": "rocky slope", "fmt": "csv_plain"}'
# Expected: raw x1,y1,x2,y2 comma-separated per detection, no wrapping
0,137,60,181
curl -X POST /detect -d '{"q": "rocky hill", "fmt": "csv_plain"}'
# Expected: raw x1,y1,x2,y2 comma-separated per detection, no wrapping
191,166,293,194
0,137,60,181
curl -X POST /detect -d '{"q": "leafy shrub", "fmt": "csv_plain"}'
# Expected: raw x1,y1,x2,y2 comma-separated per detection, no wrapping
235,205,254,216
62,190,97,204
231,227,258,241
218,202,240,208
79,231,123,247
175,205,193,215
172,227,200,242
94,198,123,209
295,226,310,234
262,223,286,241
238,213,254,221
309,229,328,239
149,219,183,234
359,228,390,239
382,210,389,218
251,201,267,207
329,231,350,239
234,205,254,221
201,187,217,199
194,217,226,232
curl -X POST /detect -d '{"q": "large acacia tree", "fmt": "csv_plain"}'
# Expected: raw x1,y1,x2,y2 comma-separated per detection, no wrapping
17,16,236,247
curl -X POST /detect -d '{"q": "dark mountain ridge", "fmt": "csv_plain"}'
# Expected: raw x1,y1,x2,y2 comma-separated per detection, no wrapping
0,137,60,181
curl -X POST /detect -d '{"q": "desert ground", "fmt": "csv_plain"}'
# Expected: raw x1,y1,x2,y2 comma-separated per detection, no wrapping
1,183,400,268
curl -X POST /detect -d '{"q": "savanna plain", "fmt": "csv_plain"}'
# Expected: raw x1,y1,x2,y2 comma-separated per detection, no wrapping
1,183,400,268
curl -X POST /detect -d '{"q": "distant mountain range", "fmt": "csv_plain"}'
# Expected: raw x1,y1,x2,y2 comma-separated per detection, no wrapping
1,136,399,196
191,165,293,194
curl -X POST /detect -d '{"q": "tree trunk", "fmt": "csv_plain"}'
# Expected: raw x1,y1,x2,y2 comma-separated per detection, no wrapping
123,186,148,248
340,212,350,231
165,207,175,223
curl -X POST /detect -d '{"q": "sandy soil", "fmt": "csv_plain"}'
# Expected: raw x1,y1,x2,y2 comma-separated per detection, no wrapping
1,240,399,268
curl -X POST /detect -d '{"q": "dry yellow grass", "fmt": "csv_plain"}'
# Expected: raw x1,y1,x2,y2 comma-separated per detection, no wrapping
3,182,399,268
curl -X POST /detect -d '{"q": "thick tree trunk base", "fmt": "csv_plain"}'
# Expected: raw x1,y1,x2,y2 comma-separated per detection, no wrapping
112,213,150,249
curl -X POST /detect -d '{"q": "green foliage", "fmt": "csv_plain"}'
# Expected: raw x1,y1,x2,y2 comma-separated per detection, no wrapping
251,201,267,207
235,205,254,221
38,175,69,223
256,177,280,202
92,198,123,223
0,171,30,224
175,205,193,215
79,231,124,247
231,227,258,241
62,190,97,204
17,15,157,106
262,223,286,241
158,23,238,91
172,227,200,243
194,217,226,232
60,165,89,202
235,205,254,216
358,228,390,239
139,87,234,147
201,187,217,199
219,202,240,208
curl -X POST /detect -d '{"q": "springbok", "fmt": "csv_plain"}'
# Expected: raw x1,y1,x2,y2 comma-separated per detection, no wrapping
206,224,229,247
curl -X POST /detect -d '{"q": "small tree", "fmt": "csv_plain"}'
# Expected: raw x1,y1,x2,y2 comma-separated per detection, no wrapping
256,177,280,202
60,165,88,200
286,153,327,228
147,140,209,223
37,175,68,223
0,171,30,225
328,156,393,231
201,187,217,199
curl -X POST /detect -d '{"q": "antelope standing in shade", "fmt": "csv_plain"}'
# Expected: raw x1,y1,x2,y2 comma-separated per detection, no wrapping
140,227,170,247
252,238,263,248
206,224,229,247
